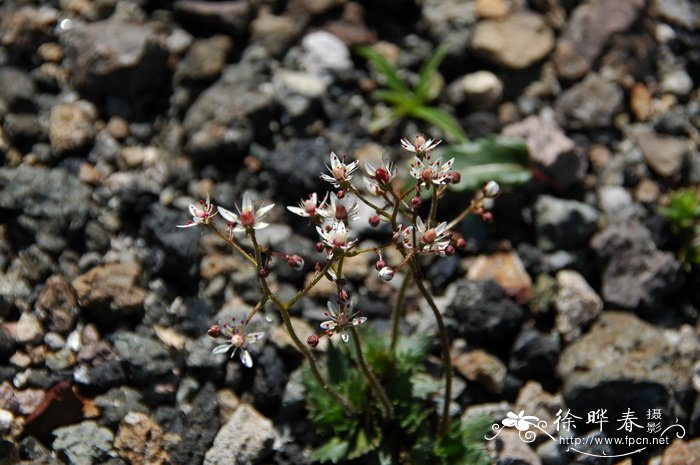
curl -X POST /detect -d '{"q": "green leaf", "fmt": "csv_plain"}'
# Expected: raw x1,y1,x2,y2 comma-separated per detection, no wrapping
410,106,468,143
372,89,416,107
410,372,443,399
445,135,531,191
356,46,409,95
348,427,381,460
415,45,448,103
311,437,350,463
326,341,351,384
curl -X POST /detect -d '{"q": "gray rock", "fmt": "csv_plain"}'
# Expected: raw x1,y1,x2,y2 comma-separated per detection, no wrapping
652,0,699,29
421,0,477,56
111,332,174,384
0,272,31,316
534,195,599,251
204,404,275,465
597,186,635,222
0,166,92,252
3,113,45,147
53,421,114,465
186,335,226,373
447,71,503,109
554,270,602,342
173,1,251,34
93,386,148,428
471,11,554,69
637,131,690,178
509,326,560,384
0,67,36,111
250,12,303,58
591,221,684,312
660,69,694,96
61,20,168,101
301,31,352,78
447,280,524,347
503,116,587,188
183,54,275,157
19,436,64,465
273,69,327,118
49,101,97,155
554,0,645,79
555,73,623,130
264,138,330,200
558,312,699,426
453,349,507,393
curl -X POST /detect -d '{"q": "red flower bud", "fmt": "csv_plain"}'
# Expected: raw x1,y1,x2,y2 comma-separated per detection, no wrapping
375,259,386,271
258,268,270,278
444,245,456,256
287,254,304,271
307,335,319,347
207,324,221,338
456,237,467,249
411,196,422,207
315,242,325,252
374,167,391,185
369,215,380,227
336,189,346,199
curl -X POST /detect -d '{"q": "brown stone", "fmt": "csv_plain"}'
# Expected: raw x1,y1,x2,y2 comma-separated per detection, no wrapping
630,83,654,121
661,439,698,465
115,412,169,465
467,250,533,304
453,349,507,393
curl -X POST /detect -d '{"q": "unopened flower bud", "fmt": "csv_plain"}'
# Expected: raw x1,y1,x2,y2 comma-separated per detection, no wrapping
481,211,494,223
207,324,221,338
456,237,467,249
287,254,304,271
369,215,380,227
315,242,325,252
483,180,500,198
336,189,346,199
338,288,351,302
335,204,348,220
258,268,270,278
374,167,391,185
411,196,422,207
448,172,461,184
307,334,319,347
375,259,386,271
378,266,394,281
444,245,456,256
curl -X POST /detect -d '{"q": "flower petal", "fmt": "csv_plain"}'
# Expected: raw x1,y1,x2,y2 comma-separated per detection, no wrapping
176,222,198,228
341,332,349,343
212,344,230,355
256,203,275,218
240,349,253,368
352,317,367,326
217,206,238,223
246,332,265,343
320,320,337,330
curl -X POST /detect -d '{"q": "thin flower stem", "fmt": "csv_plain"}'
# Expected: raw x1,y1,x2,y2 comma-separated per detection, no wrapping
410,264,452,437
390,268,412,352
284,259,334,309
428,187,438,228
209,224,257,266
348,186,392,220
445,201,478,231
248,231,357,416
350,326,394,420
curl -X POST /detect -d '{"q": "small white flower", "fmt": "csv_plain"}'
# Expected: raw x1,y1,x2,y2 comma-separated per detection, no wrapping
320,152,359,187
414,216,451,253
409,156,454,186
364,160,396,186
217,191,275,233
287,192,327,218
483,180,500,198
364,177,383,196
400,135,441,154
212,317,265,368
317,192,359,222
393,224,414,250
177,194,218,228
316,221,358,251
320,300,367,343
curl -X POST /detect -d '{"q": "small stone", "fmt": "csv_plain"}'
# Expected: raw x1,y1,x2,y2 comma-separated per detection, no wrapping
36,275,79,334
475,0,509,18
0,67,36,111
173,1,251,34
598,185,635,221
16,312,43,345
467,250,533,304
534,195,599,251
111,331,174,384
93,387,147,428
660,439,698,465
454,349,507,393
302,31,352,78
448,71,503,109
502,116,587,188
634,179,660,204
471,11,554,69
554,0,645,79
72,263,148,326
652,0,699,30
495,429,542,465
115,412,168,465
217,389,240,424
176,35,232,83
554,270,602,342
515,381,565,436
106,117,129,140
630,83,653,121
49,101,96,154
250,12,302,58
0,409,13,434
203,404,275,465
53,421,114,465
637,131,690,178
37,42,64,62
555,73,623,129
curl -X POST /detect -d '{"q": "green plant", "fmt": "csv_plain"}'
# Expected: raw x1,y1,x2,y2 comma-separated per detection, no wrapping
660,187,700,269
305,330,492,464
358,46,531,192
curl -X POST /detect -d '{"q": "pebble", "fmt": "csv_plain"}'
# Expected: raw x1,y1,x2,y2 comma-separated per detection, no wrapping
203,404,276,465
447,71,503,109
15,312,43,345
466,250,533,304
534,195,599,251
53,421,114,465
176,35,232,83
503,116,587,188
48,101,96,154
302,31,352,78
453,349,507,393
471,11,554,69
636,130,690,178
494,429,542,465
115,412,168,465
597,185,635,222
554,270,602,342
475,0,509,18
554,0,645,79
111,331,174,384
555,73,623,129
250,11,302,58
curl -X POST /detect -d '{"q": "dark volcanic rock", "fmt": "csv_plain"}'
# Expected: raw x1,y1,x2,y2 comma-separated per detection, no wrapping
555,73,623,130
0,166,92,252
94,386,148,428
0,67,36,112
447,280,524,348
111,332,174,385
174,0,251,34
534,195,599,251
509,326,560,386
264,138,330,202
60,20,168,102
53,421,114,465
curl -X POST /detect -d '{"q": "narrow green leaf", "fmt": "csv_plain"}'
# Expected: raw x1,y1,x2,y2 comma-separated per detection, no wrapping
415,45,448,103
356,46,409,95
410,106,468,143
311,437,350,463
372,89,416,107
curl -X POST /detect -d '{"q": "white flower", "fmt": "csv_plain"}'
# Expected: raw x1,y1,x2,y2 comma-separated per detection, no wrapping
320,152,359,187
378,266,394,281
212,317,265,368
364,159,396,186
402,216,450,254
287,192,327,218
400,135,441,154
217,191,275,233
482,180,500,198
364,177,383,196
317,192,359,222
177,194,218,228
393,224,414,249
320,300,367,343
409,156,454,186
316,221,357,251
